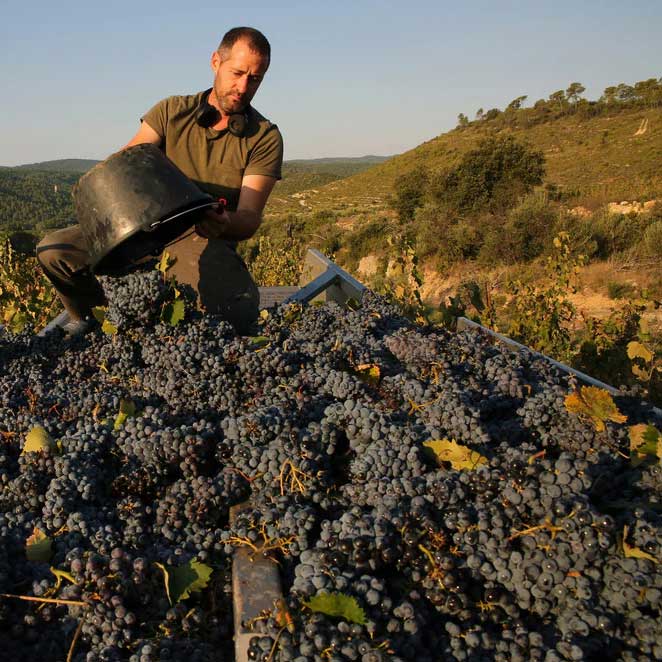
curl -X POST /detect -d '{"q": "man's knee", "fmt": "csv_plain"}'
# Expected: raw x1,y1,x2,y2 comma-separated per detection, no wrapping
35,226,90,275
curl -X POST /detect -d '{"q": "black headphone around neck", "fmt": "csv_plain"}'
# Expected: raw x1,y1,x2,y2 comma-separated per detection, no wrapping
195,88,248,137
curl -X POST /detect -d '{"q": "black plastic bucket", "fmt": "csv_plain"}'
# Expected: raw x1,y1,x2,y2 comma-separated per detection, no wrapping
73,144,216,273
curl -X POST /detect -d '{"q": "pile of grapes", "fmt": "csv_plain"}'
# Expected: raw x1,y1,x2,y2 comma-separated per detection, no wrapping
0,268,661,662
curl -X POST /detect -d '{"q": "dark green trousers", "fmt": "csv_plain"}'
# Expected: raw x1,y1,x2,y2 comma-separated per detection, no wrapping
35,225,259,334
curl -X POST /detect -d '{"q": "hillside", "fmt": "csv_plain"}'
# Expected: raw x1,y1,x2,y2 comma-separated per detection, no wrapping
14,158,101,172
264,106,662,216
0,156,387,232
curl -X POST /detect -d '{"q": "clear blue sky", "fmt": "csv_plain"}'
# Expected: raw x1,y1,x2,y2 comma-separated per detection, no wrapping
1,0,660,165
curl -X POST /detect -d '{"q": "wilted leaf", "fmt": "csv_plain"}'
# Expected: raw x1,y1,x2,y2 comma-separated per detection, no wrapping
161,299,185,326
423,439,488,471
157,250,172,275
155,560,213,605
356,363,381,386
274,598,295,633
26,527,52,562
632,364,650,381
623,525,659,564
304,592,366,625
564,386,627,432
113,399,136,431
627,341,654,363
22,425,55,454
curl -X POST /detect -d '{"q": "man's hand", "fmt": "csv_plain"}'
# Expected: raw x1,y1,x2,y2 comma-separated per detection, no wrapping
195,205,230,239
195,175,278,241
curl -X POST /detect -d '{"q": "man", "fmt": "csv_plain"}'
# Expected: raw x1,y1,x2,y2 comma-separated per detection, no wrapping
36,27,283,335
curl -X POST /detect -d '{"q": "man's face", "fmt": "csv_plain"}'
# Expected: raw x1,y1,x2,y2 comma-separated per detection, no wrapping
211,39,269,115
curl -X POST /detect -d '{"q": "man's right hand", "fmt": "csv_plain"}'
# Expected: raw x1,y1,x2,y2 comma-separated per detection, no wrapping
195,204,230,239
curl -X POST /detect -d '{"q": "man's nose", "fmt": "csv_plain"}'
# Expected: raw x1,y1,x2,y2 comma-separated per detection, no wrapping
236,76,249,93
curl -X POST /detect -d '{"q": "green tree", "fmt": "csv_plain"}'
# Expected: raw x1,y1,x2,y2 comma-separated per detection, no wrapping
548,90,566,110
601,86,618,104
390,166,429,221
565,82,585,104
483,108,501,121
457,113,470,128
430,135,545,214
634,78,662,107
506,95,528,112
615,83,635,102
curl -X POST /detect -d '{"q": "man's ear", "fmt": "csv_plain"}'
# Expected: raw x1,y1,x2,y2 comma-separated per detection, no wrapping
211,50,221,74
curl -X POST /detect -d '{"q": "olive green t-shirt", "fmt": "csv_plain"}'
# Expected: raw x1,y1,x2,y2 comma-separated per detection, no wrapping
141,90,283,211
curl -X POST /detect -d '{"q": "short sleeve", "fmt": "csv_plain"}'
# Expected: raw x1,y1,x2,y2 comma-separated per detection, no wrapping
245,126,284,180
140,98,169,138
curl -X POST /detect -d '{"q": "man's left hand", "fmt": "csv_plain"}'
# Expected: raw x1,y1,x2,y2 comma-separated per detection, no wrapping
195,205,230,239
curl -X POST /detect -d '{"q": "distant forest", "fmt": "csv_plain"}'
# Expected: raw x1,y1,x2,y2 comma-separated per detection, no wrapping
0,169,79,234
456,77,662,128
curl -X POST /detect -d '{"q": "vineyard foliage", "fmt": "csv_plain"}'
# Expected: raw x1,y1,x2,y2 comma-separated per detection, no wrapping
0,240,58,333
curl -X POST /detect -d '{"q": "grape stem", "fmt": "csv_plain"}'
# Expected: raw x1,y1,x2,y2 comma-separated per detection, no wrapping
0,593,87,606
66,618,84,662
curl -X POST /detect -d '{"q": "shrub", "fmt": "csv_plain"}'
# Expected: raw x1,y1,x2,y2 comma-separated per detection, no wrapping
390,166,429,221
414,203,448,260
607,281,636,300
429,135,545,215
590,209,650,258
643,220,662,258
0,240,58,332
500,192,558,263
344,220,388,268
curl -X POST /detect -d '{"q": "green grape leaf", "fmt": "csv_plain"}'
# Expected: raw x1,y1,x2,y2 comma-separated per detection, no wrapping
113,399,136,431
161,299,185,326
423,439,488,471
627,341,654,363
629,424,662,467
91,306,107,324
155,560,213,605
564,386,627,432
22,425,55,454
623,525,659,564
304,592,366,625
102,319,118,335
26,527,53,562
92,306,118,335
248,336,270,350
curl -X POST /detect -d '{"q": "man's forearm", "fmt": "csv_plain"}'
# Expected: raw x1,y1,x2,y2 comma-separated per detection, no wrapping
222,209,261,241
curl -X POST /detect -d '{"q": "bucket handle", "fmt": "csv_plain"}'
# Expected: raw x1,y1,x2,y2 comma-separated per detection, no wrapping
149,201,219,230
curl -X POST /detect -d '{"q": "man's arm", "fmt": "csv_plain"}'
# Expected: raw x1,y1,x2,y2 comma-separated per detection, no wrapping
122,121,162,150
196,174,278,241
